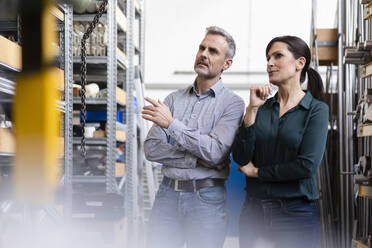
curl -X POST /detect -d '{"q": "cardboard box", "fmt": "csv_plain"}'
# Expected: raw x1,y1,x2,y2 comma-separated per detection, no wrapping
93,130,105,138
53,67,64,91
0,128,16,154
58,137,64,158
114,130,126,142
313,29,338,65
116,87,126,106
357,124,372,137
73,87,81,97
362,61,372,78
0,35,22,71
115,162,125,177
94,129,126,142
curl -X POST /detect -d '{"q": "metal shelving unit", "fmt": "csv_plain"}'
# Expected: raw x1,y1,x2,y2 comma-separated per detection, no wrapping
343,1,372,248
70,0,125,195
0,1,151,246
0,3,73,229
0,6,71,157
69,2,154,246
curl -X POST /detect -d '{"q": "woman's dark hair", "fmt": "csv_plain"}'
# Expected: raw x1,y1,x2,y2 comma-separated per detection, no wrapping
266,36,324,101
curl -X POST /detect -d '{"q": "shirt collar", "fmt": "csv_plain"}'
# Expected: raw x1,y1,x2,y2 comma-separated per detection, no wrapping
189,78,224,97
269,90,312,110
299,91,312,109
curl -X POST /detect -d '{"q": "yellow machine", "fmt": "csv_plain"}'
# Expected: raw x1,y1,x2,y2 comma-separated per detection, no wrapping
14,0,61,204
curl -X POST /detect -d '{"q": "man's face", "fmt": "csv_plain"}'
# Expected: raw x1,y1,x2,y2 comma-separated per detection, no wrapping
194,34,231,79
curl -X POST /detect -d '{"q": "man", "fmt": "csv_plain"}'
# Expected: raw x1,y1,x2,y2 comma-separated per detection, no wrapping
142,26,245,248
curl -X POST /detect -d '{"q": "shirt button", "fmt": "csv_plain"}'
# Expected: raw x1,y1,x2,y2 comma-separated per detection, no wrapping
191,114,197,119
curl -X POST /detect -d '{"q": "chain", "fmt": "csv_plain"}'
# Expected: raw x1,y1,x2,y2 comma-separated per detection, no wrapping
80,0,108,159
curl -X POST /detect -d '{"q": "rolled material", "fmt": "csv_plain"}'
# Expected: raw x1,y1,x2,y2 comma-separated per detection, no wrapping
344,48,372,64
364,40,372,50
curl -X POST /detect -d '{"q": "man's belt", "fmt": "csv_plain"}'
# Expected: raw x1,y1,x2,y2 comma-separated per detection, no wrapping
162,176,225,192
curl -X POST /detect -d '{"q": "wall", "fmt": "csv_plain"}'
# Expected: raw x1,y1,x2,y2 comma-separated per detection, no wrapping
143,0,340,103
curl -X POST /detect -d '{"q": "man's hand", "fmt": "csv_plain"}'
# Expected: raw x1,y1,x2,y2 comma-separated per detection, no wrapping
142,97,174,128
238,162,258,177
198,157,230,171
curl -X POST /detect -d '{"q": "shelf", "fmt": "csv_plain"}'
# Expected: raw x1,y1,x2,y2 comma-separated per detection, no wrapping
57,100,66,113
73,134,125,146
73,48,127,69
0,76,15,95
73,137,107,146
352,239,369,248
0,152,14,157
0,6,63,32
0,21,17,32
73,73,125,83
49,6,65,22
357,123,372,137
72,173,125,183
116,5,128,32
0,153,13,167
73,6,127,33
72,175,107,184
0,67,64,96
0,94,65,113
135,0,141,14
359,185,372,199
73,97,125,110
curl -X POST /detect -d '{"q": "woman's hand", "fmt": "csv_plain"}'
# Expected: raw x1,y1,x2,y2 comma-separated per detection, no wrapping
243,84,272,127
238,162,258,178
249,84,272,108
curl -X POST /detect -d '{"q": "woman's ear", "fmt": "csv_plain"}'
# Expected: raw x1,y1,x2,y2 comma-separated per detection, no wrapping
296,57,306,71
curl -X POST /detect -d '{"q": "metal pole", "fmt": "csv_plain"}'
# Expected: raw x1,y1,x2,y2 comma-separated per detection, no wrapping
338,0,345,247
106,0,118,193
63,3,73,222
312,0,319,70
125,0,138,246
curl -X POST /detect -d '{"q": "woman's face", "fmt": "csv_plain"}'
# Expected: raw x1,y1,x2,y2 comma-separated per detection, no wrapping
266,41,303,85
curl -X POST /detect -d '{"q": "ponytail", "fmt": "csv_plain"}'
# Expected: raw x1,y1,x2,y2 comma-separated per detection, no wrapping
306,68,324,101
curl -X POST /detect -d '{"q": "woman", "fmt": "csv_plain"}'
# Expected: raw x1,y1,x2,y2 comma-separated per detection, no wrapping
232,36,328,248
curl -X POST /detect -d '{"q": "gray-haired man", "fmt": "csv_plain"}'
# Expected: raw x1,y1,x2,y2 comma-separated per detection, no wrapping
142,26,245,248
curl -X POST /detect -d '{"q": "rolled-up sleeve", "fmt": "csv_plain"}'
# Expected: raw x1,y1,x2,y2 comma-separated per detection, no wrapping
144,94,198,169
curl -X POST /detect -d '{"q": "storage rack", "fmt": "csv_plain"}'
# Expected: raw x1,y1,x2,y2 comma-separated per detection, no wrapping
0,1,154,246
310,1,343,247
343,1,372,248
0,2,72,223
310,1,371,248
69,0,154,246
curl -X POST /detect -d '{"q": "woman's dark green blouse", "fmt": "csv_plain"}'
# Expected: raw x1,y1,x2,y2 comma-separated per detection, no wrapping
232,91,329,201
